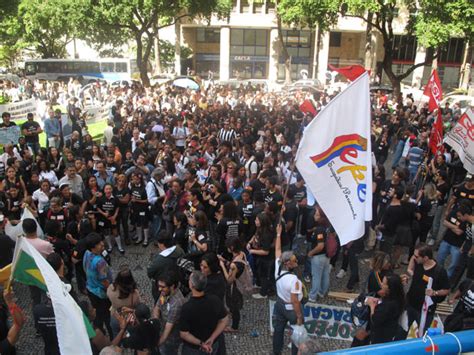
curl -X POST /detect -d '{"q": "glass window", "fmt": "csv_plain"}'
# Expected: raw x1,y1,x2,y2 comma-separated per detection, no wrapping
231,29,244,45
101,63,114,72
197,28,205,42
25,63,36,75
299,47,310,57
115,62,128,73
288,47,299,57
230,45,243,55
255,30,267,46
244,30,256,46
244,46,254,55
255,46,267,56
391,35,417,61
197,28,220,43
330,32,341,47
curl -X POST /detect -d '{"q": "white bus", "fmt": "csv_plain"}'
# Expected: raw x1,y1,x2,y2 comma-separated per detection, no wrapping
24,58,138,83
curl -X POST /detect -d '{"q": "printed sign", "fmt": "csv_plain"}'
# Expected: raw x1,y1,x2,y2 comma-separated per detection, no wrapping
84,104,110,124
269,301,356,342
0,126,21,145
0,99,38,120
445,108,474,173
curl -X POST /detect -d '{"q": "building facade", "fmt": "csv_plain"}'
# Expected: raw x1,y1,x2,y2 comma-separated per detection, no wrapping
174,0,472,89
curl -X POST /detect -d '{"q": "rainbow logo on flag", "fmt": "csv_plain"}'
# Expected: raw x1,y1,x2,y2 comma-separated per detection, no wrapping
310,134,367,168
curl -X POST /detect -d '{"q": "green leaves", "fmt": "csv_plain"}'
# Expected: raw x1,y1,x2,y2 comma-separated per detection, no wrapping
277,0,340,32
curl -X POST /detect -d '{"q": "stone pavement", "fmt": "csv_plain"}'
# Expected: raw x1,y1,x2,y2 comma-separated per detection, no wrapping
13,242,375,354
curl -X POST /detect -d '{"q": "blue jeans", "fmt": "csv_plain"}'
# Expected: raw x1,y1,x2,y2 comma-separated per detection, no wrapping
272,299,298,355
437,240,462,277
309,254,330,299
430,205,445,241
149,213,162,242
391,140,405,169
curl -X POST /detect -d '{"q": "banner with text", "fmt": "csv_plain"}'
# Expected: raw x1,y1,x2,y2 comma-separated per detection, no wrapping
0,126,21,145
269,301,356,342
84,104,111,124
445,108,474,174
0,99,38,121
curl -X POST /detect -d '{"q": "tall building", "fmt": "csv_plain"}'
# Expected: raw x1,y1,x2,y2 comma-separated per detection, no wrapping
174,1,471,89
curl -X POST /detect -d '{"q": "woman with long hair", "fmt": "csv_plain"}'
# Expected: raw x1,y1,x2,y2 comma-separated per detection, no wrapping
38,160,59,187
215,200,241,255
114,174,131,245
367,274,405,344
218,236,246,332
186,210,209,268
248,212,274,299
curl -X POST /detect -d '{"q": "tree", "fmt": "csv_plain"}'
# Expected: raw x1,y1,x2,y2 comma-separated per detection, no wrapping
81,0,232,86
275,0,340,83
342,0,474,96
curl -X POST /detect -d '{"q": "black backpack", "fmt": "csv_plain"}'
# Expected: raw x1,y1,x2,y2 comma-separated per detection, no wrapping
350,292,376,327
175,257,195,296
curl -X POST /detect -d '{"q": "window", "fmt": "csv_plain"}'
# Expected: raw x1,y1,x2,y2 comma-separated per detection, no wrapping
439,38,464,64
391,35,417,62
101,62,114,72
231,29,268,56
115,62,128,73
329,32,341,47
196,28,220,43
25,63,36,75
280,30,311,61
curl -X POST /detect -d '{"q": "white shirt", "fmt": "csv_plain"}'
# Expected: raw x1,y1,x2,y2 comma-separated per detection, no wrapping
39,170,59,187
275,258,303,308
33,187,55,213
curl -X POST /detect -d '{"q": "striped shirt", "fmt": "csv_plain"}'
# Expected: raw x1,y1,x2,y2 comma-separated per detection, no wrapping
218,128,236,142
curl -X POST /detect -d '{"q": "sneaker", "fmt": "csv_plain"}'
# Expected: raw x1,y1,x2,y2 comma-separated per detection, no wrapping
118,247,125,254
336,269,346,279
107,247,113,253
143,241,148,247
134,239,142,245
304,275,311,283
252,293,268,300
308,297,317,303
427,238,436,246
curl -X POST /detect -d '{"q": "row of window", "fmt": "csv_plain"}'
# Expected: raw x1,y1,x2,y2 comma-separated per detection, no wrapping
25,61,128,74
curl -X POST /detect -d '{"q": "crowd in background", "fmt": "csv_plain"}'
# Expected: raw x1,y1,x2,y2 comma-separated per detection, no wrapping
0,74,472,355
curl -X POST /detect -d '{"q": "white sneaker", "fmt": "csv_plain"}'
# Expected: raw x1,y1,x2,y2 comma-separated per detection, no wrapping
252,293,267,300
336,269,346,279
427,238,436,246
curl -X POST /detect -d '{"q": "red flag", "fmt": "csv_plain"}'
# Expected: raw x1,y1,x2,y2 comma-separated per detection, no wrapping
299,99,317,116
423,69,443,112
328,64,369,81
430,110,444,155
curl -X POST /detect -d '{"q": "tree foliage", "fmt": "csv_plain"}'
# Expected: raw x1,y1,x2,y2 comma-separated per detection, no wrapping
80,0,232,86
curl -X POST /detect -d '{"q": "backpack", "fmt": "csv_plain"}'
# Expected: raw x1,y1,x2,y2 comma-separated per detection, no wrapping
175,256,195,296
276,271,308,305
232,254,254,296
325,228,338,258
350,292,375,327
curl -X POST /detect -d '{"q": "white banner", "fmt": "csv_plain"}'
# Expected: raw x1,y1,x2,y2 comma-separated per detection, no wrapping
0,98,38,121
295,73,372,246
268,301,356,341
0,126,21,145
84,104,111,124
444,108,474,174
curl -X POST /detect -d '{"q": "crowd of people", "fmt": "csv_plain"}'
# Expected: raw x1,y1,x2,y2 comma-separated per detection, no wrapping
0,74,472,355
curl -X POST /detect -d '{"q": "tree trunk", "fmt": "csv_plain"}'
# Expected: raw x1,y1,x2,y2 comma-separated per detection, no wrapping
364,12,373,70
276,12,291,83
154,31,162,75
382,41,402,99
136,34,150,87
459,40,472,90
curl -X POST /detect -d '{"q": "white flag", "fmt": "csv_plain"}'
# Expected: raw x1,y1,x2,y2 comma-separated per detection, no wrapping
11,237,94,354
444,108,474,174
295,73,372,246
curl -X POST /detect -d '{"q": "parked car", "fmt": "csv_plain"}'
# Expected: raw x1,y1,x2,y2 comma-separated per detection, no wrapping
150,73,173,87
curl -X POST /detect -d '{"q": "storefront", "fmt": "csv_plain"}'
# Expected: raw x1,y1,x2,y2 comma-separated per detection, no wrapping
195,54,220,79
230,29,269,79
278,30,312,80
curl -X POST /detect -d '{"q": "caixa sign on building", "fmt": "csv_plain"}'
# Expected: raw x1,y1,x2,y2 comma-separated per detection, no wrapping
269,301,357,341
232,56,268,62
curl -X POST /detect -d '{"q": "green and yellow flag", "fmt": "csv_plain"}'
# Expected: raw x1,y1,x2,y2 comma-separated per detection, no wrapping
11,237,95,354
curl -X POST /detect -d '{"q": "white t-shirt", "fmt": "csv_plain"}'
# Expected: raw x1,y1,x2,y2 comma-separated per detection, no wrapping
275,258,303,308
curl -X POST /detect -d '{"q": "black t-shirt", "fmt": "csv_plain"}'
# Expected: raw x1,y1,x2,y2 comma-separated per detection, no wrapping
97,196,118,218
265,189,284,206
307,226,326,255
33,303,59,355
407,262,449,309
367,270,390,295
456,279,474,315
453,183,474,206
0,233,15,268
0,121,16,128
113,186,130,208
443,210,467,248
21,120,41,143
122,319,161,352
179,294,227,348
204,272,226,302
249,179,267,202
436,182,450,206
130,184,148,212
215,218,241,254
283,200,298,237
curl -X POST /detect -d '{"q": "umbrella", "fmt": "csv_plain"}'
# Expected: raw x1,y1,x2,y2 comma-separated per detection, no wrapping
172,77,200,90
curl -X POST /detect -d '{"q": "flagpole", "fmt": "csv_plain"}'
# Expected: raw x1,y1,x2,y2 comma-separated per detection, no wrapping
5,236,23,291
